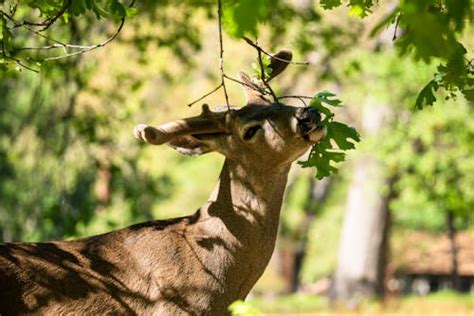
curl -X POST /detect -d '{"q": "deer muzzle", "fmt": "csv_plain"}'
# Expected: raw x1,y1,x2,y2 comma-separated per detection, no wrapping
297,107,326,143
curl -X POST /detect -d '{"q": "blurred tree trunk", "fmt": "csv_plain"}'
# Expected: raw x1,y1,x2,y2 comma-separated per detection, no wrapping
291,177,332,292
446,210,460,291
331,102,394,306
279,177,332,293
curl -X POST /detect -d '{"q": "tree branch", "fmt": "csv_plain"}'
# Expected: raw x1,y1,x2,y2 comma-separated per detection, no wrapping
43,17,126,61
0,0,135,68
187,83,223,107
243,36,309,66
257,45,278,102
2,0,72,31
217,0,230,109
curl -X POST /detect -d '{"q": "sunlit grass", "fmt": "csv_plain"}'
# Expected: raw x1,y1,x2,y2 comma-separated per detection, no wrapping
245,291,473,315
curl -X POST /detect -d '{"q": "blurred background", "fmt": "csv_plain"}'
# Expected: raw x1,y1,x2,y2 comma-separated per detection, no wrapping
0,0,473,314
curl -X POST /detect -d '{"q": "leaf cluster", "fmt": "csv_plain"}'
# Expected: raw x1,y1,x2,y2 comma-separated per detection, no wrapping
299,92,361,179
320,0,473,108
251,53,271,80
0,0,135,72
379,102,474,229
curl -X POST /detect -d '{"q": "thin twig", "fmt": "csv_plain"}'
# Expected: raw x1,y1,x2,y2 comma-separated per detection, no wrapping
257,45,278,102
187,83,223,107
243,36,309,66
277,95,313,100
16,43,82,51
43,14,126,61
393,12,401,41
217,0,230,109
278,95,313,106
3,0,71,30
1,0,135,65
223,74,266,95
39,0,72,31
2,54,40,72
2,8,74,48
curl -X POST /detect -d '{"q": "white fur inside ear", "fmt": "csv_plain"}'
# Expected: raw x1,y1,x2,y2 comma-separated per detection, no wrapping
166,135,212,156
171,146,210,156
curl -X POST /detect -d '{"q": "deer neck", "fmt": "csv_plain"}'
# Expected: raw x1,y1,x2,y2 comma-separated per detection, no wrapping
203,159,290,247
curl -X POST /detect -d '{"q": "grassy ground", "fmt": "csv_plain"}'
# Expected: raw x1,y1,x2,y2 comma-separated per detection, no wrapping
243,291,473,315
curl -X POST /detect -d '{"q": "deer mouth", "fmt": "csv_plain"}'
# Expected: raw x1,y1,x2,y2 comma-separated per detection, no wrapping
303,125,326,143
297,107,325,143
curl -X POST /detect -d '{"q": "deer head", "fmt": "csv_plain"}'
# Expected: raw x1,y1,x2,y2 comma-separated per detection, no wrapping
134,50,325,169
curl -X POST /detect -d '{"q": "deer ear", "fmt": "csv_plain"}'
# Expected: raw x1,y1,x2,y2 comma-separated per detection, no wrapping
239,71,271,106
134,104,230,156
267,49,292,82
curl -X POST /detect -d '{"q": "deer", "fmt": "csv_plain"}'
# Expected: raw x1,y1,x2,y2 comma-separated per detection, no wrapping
0,50,326,315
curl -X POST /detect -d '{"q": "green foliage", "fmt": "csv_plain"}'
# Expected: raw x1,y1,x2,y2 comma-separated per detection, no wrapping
247,291,473,314
0,14,13,66
321,0,374,17
222,0,272,38
299,92,360,179
379,101,474,230
0,0,135,72
251,54,271,80
248,294,326,314
228,300,262,316
300,175,348,282
320,0,473,107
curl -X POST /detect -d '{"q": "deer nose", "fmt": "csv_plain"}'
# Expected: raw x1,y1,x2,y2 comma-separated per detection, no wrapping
298,107,321,132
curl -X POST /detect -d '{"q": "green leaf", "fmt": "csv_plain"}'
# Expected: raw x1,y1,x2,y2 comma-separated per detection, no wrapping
0,16,14,55
69,0,87,16
222,0,270,38
461,89,474,101
415,79,439,109
320,0,342,10
125,7,138,18
315,91,343,107
91,1,109,19
299,138,344,180
370,10,398,38
328,121,360,150
228,300,262,316
251,54,272,80
110,0,127,19
300,92,361,179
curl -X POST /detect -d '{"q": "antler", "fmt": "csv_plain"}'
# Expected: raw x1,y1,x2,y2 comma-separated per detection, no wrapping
134,104,229,145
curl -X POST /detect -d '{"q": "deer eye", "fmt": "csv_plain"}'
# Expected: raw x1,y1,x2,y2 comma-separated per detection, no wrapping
243,125,262,141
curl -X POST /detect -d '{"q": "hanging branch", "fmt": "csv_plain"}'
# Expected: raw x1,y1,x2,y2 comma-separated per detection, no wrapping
243,36,311,104
186,83,223,107
187,0,312,108
42,17,127,61
242,36,309,66
1,0,72,31
217,0,230,108
277,95,313,106
257,45,278,103
0,0,135,70
187,0,231,108
392,12,401,41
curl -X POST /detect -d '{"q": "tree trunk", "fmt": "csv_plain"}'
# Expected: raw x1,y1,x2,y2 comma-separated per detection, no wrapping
281,177,332,293
446,210,460,291
331,102,394,306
